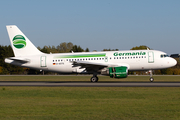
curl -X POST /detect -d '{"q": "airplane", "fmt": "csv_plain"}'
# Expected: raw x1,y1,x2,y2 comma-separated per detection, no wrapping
5,25,177,82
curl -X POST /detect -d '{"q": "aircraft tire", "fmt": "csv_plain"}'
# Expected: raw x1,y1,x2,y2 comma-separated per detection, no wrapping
91,76,98,82
149,77,154,82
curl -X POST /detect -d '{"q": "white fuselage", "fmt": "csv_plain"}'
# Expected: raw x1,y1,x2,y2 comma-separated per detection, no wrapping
5,50,177,73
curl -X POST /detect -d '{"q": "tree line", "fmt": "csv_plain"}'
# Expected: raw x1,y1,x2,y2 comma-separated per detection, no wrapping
37,42,89,53
0,44,179,75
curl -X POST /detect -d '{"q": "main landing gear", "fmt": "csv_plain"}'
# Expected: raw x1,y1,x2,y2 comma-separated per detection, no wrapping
91,76,99,82
90,73,99,82
149,70,154,82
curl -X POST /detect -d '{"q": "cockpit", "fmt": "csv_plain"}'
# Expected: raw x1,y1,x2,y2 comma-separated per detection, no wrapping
160,54,169,58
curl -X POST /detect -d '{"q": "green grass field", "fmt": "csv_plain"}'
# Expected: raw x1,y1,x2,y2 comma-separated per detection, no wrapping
0,76,180,120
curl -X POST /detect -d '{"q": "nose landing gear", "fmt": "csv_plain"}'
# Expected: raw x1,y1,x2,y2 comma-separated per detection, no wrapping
149,70,154,82
149,77,154,82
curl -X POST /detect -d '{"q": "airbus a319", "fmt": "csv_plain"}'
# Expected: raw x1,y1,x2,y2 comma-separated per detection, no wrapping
5,25,177,82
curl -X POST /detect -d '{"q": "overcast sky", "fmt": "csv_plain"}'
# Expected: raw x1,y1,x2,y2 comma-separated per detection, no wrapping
0,0,180,55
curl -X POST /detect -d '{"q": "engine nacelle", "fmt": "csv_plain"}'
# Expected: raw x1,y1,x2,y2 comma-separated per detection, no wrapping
109,66,128,78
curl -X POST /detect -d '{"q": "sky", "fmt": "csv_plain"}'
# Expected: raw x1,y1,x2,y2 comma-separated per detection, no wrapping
0,0,180,55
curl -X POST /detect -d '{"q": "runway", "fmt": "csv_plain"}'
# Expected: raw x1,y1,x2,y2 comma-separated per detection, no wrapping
1,81,180,87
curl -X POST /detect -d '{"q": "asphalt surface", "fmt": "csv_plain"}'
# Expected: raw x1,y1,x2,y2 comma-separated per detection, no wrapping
0,81,180,87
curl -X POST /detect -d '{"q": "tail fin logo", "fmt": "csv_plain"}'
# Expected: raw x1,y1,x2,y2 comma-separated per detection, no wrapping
13,35,26,49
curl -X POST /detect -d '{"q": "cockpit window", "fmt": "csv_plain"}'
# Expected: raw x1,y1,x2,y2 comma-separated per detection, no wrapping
160,54,169,58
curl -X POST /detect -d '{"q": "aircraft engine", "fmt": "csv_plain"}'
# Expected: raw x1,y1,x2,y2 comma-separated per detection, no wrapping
101,66,128,78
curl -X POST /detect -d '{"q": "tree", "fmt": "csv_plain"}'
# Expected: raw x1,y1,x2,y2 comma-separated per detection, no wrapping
131,45,150,50
57,42,73,53
103,49,119,51
0,45,25,74
40,46,51,53
71,45,84,52
85,48,89,52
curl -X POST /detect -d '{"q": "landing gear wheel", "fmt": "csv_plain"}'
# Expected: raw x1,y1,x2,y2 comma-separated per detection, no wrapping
91,76,98,82
149,77,154,82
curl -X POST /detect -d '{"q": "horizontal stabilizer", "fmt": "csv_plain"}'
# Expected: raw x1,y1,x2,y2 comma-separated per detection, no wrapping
5,57,29,64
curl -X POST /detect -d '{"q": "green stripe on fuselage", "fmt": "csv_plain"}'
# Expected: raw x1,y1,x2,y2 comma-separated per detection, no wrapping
54,53,106,58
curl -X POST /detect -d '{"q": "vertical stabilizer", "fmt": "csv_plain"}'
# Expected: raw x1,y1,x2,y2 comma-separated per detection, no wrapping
6,25,43,56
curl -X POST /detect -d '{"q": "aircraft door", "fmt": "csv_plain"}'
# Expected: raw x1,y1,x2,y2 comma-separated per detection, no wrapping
41,56,47,67
148,52,154,63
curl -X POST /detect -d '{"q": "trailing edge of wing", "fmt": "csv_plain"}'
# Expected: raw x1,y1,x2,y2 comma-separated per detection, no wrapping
71,61,129,68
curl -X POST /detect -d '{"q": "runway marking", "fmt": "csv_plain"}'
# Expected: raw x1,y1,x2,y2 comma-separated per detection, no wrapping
1,82,180,87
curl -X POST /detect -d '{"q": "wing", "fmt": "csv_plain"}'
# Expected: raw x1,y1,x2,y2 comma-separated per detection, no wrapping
71,61,129,73
72,61,107,71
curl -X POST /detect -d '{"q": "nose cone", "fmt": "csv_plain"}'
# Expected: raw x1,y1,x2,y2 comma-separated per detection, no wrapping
170,58,177,67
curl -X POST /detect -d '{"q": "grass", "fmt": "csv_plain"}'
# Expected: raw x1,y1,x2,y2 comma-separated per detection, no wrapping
0,75,180,119
0,75,180,82
0,87,180,120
